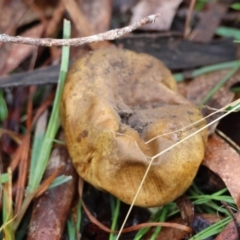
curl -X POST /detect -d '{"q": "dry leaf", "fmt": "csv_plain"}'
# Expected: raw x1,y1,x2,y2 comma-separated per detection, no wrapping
215,211,240,240
61,48,207,207
78,0,112,33
202,134,240,208
189,3,227,42
130,0,183,31
186,69,239,107
184,69,240,133
1,24,44,75
0,1,28,32
28,144,77,240
64,0,111,51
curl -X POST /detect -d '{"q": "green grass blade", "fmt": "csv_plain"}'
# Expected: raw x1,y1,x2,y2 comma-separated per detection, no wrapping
173,60,240,82
189,216,231,240
230,87,240,93
67,218,76,240
216,27,240,40
200,62,240,105
27,19,71,193
0,89,8,121
29,110,47,185
109,196,121,240
67,200,82,240
1,173,9,183
2,171,14,240
76,199,82,235
231,3,240,10
150,205,169,240
134,226,151,240
48,175,72,189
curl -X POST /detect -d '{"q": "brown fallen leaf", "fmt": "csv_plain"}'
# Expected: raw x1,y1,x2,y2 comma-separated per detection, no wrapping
2,87,28,154
27,144,77,240
1,24,44,75
63,0,111,50
189,2,228,42
78,0,112,34
186,69,239,107
202,134,240,208
61,48,207,207
0,1,28,32
130,0,183,31
176,195,194,227
184,69,240,133
0,0,59,73
0,0,29,74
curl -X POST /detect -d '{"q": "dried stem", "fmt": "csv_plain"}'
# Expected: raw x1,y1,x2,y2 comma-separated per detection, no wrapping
0,14,160,47
184,0,196,38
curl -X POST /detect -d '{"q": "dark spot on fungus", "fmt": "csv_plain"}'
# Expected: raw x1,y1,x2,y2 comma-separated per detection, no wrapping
87,156,93,164
76,130,88,142
187,111,194,115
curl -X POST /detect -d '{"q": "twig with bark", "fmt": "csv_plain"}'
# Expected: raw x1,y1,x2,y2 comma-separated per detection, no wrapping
0,14,160,47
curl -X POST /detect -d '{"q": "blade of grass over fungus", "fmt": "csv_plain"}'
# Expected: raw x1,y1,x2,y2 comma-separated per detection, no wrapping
173,60,240,82
200,62,240,105
109,196,121,240
27,20,70,193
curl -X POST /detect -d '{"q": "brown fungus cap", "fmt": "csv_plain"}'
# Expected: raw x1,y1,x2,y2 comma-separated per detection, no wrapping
61,48,207,207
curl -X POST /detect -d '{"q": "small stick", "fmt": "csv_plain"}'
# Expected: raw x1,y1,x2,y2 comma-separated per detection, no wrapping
0,14,160,47
221,201,240,239
184,0,196,38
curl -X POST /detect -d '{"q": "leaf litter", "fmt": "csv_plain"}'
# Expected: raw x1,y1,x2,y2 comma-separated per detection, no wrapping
0,0,240,239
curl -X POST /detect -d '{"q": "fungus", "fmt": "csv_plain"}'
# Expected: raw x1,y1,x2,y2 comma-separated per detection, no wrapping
61,48,207,207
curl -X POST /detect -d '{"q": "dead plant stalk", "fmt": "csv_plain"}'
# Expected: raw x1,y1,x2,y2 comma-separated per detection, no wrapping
0,14,160,47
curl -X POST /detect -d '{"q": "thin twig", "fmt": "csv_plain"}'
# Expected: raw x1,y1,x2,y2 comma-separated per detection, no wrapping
0,14,160,47
216,129,240,153
184,0,196,38
221,201,240,239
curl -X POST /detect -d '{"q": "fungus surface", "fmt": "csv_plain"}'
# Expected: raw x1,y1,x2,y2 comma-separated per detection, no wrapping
61,48,207,207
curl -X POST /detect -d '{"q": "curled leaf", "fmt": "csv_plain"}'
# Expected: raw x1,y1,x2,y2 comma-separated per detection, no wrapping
202,134,240,208
61,48,207,207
